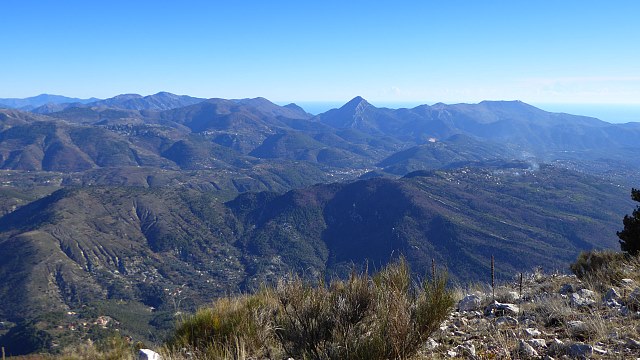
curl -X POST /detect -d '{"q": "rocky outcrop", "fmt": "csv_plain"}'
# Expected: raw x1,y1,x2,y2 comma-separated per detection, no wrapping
422,270,640,359
139,349,162,360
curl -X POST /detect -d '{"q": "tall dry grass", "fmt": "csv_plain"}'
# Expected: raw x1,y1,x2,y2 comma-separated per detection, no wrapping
166,290,278,359
166,258,455,360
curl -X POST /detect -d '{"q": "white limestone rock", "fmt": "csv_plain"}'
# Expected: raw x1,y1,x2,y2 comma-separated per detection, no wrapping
458,294,482,312
517,339,539,358
139,349,162,360
570,289,596,308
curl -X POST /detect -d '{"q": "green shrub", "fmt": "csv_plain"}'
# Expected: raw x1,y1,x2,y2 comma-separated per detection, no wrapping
274,277,335,358
570,250,627,287
168,291,277,358
166,258,455,360
368,259,454,360
58,334,135,360
0,321,53,356
274,258,455,360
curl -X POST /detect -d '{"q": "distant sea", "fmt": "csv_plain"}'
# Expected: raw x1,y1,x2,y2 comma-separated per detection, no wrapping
282,101,640,124
532,103,640,124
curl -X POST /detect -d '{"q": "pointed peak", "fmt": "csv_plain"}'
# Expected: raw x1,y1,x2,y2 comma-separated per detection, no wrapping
341,96,371,109
283,103,311,117
284,103,306,111
234,97,276,107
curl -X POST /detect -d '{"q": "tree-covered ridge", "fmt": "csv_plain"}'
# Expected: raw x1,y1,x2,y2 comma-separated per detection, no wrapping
0,163,632,353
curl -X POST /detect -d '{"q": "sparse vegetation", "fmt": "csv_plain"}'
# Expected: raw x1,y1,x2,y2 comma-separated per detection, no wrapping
57,334,135,360
419,250,640,359
15,250,640,359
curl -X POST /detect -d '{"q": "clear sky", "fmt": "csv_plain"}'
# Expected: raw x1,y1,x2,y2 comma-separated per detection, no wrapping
2,0,640,105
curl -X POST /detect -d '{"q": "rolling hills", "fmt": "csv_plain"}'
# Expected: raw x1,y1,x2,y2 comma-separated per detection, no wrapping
0,93,638,353
0,163,633,354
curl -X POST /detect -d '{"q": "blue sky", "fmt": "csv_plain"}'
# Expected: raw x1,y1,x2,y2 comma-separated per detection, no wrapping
2,0,640,105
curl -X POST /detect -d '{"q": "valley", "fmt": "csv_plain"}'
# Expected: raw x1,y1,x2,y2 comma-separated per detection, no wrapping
0,93,638,354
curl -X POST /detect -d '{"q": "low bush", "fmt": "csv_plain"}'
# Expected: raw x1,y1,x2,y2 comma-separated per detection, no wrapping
274,257,455,360
58,334,135,360
569,250,627,287
168,291,277,358
166,258,455,360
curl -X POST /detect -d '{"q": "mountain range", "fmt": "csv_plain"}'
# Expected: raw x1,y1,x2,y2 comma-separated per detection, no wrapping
0,94,99,110
0,92,638,354
0,92,206,114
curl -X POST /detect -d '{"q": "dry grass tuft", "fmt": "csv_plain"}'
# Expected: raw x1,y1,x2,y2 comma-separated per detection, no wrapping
162,258,454,360
570,250,629,291
57,335,135,360
274,258,455,360
166,290,278,359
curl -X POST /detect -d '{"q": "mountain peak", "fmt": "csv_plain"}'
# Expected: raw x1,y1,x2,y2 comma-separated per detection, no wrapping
346,95,367,104
78,92,205,111
112,93,143,100
340,96,371,110
284,103,309,116
235,97,276,108
151,91,176,97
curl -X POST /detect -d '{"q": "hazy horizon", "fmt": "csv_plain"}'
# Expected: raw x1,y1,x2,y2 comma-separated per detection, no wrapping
282,100,640,123
2,91,639,124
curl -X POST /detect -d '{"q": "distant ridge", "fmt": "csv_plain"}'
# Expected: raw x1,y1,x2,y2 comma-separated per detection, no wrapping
1,94,638,175
2,92,207,113
0,94,99,110
283,103,311,118
3,93,639,126
85,91,205,111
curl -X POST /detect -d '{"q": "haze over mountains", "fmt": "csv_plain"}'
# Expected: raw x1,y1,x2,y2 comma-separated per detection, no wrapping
0,91,638,353
0,94,99,110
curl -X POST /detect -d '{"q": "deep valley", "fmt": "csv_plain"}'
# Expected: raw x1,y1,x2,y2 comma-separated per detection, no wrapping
0,93,637,354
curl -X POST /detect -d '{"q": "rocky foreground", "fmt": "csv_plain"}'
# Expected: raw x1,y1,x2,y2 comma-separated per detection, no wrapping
422,267,640,359
13,253,640,360
154,254,640,360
